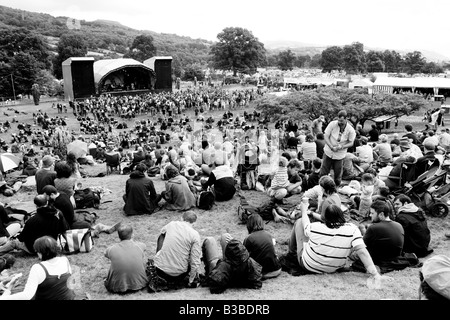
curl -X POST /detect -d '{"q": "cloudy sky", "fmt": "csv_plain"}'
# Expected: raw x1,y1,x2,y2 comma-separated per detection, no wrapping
3,0,450,60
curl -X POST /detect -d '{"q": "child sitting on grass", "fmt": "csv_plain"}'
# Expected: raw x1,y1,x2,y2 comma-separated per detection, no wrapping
266,156,290,204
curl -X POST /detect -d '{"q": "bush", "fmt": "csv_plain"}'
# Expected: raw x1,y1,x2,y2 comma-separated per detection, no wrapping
223,76,241,85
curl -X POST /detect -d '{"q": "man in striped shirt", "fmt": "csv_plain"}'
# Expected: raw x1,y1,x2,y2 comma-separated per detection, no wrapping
286,202,381,280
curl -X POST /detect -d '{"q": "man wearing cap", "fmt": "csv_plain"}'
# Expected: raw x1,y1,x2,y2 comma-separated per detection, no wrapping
419,254,450,300
35,155,57,194
319,110,356,187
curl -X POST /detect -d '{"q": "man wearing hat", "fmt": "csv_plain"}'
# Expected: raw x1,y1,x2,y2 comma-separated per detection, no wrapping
394,137,423,164
419,254,450,300
35,155,57,194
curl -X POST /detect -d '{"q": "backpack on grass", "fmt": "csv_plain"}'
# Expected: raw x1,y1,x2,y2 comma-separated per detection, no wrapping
196,190,215,210
237,196,275,224
58,228,94,254
74,188,101,209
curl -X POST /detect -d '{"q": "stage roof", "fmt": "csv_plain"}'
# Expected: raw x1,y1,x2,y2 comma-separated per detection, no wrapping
93,58,155,84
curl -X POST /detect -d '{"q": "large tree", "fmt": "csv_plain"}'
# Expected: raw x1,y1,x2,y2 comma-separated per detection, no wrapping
0,27,50,69
366,50,385,73
276,49,296,71
320,46,343,72
0,27,51,97
342,42,366,74
10,52,40,95
403,51,426,75
295,55,311,68
422,61,444,74
53,32,88,79
383,50,403,73
253,87,430,128
210,27,266,76
124,34,157,62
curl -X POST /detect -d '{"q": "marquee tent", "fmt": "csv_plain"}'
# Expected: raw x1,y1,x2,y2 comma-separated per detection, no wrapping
373,77,450,96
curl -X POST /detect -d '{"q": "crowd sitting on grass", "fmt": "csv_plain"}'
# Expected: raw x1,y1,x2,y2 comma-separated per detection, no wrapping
1,99,450,300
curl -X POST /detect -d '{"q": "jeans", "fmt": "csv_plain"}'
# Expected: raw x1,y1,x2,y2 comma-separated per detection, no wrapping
201,234,232,276
0,238,32,255
319,154,344,187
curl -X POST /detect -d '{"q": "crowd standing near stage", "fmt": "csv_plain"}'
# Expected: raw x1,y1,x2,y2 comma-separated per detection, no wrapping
0,84,449,300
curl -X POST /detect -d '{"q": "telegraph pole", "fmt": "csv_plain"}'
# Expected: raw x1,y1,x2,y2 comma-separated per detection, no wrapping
11,74,16,102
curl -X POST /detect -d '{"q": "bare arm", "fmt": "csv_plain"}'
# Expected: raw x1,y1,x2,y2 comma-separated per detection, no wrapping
354,245,380,278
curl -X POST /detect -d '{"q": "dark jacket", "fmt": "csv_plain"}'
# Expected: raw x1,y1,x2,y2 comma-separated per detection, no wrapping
17,205,69,253
395,204,432,258
35,169,57,194
207,239,262,294
52,193,75,227
123,171,159,216
0,205,12,238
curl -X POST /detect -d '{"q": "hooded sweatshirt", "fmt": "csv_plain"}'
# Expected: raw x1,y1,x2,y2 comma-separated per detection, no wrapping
124,171,159,216
18,205,69,253
163,175,196,211
207,239,262,294
395,203,431,257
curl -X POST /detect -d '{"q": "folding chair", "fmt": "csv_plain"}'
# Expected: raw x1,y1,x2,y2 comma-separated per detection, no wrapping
105,153,121,175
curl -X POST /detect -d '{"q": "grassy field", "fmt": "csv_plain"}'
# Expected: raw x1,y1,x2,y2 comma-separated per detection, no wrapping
0,89,449,301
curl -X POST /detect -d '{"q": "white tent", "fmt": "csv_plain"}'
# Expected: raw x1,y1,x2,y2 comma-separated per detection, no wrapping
373,77,450,95
349,78,373,89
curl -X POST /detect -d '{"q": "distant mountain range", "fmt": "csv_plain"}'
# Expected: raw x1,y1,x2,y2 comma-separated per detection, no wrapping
264,40,450,63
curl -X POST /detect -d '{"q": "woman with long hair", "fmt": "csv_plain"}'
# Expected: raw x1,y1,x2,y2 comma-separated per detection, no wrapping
54,161,77,208
66,152,82,179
